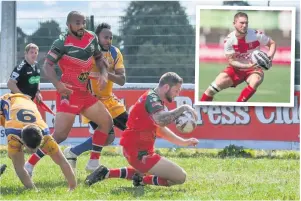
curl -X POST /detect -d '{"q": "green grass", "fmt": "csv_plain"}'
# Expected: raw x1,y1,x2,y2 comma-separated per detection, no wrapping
0,147,299,200
198,63,292,103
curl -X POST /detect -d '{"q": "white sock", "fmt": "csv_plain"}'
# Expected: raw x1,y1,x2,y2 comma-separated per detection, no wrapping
25,162,33,169
88,159,99,167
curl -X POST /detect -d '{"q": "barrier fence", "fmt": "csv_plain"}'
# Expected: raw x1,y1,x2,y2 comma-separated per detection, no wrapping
0,83,299,150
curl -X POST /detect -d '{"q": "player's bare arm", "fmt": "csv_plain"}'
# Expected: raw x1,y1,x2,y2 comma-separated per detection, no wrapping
43,60,73,95
94,51,109,75
7,79,22,94
10,152,36,189
108,68,126,86
50,149,77,191
265,38,277,60
226,53,254,69
157,126,199,147
152,105,196,127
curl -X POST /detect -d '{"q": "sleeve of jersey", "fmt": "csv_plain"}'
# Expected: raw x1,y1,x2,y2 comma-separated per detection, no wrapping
256,31,270,46
46,39,65,64
145,94,164,115
9,66,22,81
224,38,235,55
115,49,125,69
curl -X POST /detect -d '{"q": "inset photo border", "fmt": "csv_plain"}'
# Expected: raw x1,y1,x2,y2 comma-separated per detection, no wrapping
195,6,296,107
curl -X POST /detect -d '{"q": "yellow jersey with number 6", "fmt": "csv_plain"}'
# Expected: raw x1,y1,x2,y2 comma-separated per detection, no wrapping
0,93,50,138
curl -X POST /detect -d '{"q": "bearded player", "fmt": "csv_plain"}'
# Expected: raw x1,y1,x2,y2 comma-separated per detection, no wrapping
63,22,128,172
200,12,276,102
0,93,76,191
24,11,113,176
85,72,199,187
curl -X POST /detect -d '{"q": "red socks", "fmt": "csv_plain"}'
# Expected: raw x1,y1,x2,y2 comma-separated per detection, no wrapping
108,167,136,180
237,85,256,102
200,93,213,101
90,130,108,160
142,175,169,186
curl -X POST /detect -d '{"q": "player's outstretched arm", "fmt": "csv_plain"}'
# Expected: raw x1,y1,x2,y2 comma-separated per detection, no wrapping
152,104,196,127
50,149,77,191
11,152,36,189
157,126,199,147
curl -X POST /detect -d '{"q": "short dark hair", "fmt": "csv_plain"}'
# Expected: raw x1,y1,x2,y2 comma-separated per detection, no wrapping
234,12,248,21
67,11,83,24
21,125,42,149
95,23,111,36
159,72,183,87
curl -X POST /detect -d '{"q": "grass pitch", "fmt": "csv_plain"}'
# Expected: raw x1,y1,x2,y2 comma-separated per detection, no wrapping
0,147,299,200
198,63,292,103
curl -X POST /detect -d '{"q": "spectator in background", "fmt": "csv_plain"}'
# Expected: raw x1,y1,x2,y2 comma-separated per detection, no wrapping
7,43,42,102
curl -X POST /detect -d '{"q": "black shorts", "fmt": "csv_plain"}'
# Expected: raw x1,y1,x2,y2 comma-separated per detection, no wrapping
89,111,128,134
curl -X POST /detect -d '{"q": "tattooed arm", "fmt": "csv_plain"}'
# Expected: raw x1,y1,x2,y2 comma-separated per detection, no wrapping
151,104,196,127
151,105,186,127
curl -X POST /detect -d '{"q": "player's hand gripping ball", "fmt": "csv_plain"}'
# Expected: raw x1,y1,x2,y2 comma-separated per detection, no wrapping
251,50,272,70
175,111,197,133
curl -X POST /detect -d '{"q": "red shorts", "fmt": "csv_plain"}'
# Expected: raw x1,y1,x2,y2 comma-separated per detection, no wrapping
223,66,263,87
56,90,98,114
122,146,161,173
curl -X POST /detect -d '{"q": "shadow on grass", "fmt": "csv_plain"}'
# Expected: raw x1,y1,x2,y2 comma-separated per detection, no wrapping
0,186,28,196
110,185,189,198
34,180,67,190
110,186,146,197
0,180,69,196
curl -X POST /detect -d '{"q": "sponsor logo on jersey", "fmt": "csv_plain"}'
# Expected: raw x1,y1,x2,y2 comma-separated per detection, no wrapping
77,72,90,83
28,76,40,84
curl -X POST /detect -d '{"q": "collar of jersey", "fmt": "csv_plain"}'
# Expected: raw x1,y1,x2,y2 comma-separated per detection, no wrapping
24,59,36,68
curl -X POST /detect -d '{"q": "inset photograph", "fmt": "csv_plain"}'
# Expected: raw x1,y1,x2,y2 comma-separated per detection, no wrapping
195,6,296,107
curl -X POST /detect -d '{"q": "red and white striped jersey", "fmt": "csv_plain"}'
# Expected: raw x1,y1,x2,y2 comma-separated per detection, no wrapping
224,28,270,64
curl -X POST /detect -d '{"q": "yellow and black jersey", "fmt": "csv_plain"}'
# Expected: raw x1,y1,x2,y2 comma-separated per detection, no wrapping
0,93,50,138
88,45,125,98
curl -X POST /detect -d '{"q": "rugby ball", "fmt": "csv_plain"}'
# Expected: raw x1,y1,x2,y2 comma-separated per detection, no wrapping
251,50,271,70
175,111,196,134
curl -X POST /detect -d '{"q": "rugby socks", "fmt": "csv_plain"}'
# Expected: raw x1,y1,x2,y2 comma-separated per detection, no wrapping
142,175,169,186
200,93,213,101
70,137,92,156
107,167,136,180
27,148,47,166
90,130,108,160
237,85,256,102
